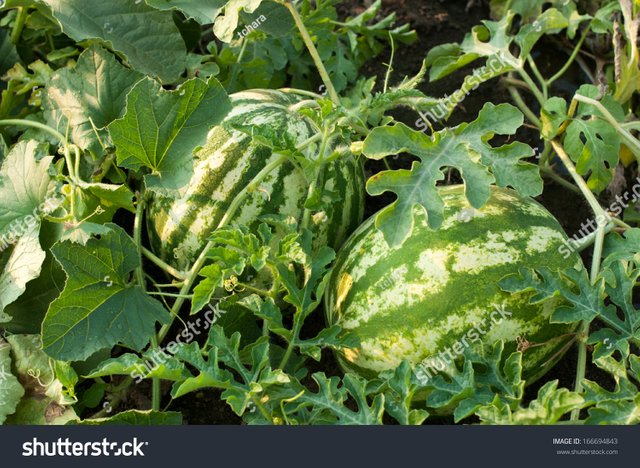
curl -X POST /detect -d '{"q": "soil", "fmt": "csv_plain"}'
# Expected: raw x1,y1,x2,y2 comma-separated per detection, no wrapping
121,0,615,424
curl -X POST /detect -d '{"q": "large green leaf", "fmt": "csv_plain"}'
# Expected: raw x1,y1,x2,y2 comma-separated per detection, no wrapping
0,227,46,321
0,341,25,424
45,45,144,155
362,103,539,246
0,141,56,318
145,0,226,24
42,0,187,82
0,140,55,238
108,77,231,195
42,224,169,361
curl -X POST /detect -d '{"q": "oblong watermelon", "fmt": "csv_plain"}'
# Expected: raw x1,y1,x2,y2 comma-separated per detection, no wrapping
324,185,583,383
148,89,365,270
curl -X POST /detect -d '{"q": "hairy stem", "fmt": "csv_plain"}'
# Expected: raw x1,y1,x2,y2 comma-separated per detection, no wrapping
141,246,188,281
281,1,340,104
551,140,606,422
10,7,27,44
547,23,591,87
134,196,161,412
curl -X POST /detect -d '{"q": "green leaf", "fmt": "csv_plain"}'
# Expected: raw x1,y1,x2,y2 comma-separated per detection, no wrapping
4,334,78,424
42,224,169,361
476,380,584,424
423,342,524,423
109,76,231,195
602,228,640,268
540,97,568,139
0,141,56,317
282,373,385,425
0,140,55,239
583,355,640,424
564,85,624,193
171,342,236,399
380,362,429,425
145,0,225,24
0,226,46,320
73,409,182,425
0,341,25,424
588,262,640,359
85,351,191,382
42,0,187,82
296,325,359,362
363,103,539,246
45,45,144,155
276,230,335,315
499,267,604,324
426,13,519,82
0,29,20,76
515,8,569,57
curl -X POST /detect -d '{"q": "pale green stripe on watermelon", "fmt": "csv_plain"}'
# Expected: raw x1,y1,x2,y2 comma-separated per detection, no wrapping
325,185,582,379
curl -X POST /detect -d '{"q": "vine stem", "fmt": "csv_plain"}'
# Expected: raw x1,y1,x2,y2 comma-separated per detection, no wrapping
550,140,606,422
539,165,581,195
156,154,289,344
516,67,546,105
141,246,188,281
280,1,340,104
10,7,27,44
0,119,66,143
0,118,79,181
134,195,161,411
506,85,541,127
547,22,591,87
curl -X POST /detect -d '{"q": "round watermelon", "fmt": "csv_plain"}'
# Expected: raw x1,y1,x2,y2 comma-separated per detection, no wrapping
324,185,583,384
147,89,365,270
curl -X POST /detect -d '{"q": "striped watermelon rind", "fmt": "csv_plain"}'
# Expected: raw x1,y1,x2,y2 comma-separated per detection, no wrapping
324,184,583,386
147,89,365,271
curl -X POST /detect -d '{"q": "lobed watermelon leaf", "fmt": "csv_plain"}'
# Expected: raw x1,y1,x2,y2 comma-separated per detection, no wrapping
362,103,540,246
476,380,584,425
422,342,524,423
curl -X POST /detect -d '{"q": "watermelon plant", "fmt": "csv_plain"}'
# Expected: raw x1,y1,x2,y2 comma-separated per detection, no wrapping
0,0,639,426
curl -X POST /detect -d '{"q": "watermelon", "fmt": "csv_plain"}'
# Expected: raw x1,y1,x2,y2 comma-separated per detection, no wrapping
148,89,365,270
324,185,583,384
